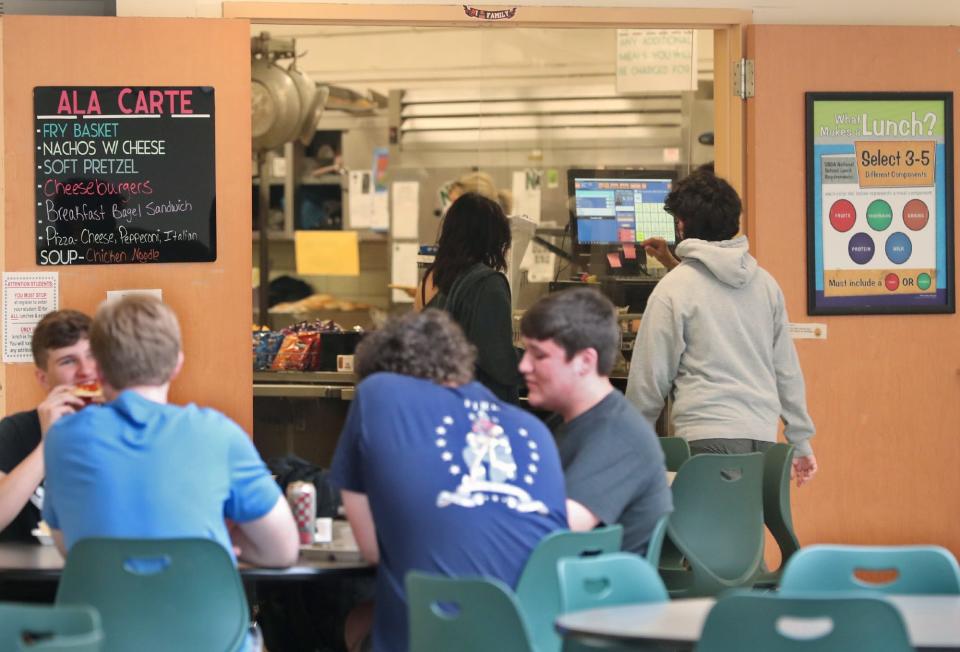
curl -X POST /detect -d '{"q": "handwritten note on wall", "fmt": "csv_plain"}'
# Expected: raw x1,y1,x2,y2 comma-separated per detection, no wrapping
34,87,217,266
616,29,698,94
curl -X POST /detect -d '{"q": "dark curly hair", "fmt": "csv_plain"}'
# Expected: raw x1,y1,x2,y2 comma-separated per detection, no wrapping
428,192,511,295
664,169,742,242
355,309,476,385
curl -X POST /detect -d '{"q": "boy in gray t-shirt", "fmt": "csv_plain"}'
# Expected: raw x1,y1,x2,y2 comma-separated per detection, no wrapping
520,288,672,552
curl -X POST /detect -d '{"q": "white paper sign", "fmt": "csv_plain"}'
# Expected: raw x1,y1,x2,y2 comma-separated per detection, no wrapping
348,170,373,229
391,242,419,304
371,190,390,231
3,272,59,363
616,29,697,93
512,169,542,224
391,181,420,239
789,323,828,340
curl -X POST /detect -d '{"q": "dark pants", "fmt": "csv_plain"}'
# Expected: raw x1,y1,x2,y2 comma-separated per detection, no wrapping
688,438,773,456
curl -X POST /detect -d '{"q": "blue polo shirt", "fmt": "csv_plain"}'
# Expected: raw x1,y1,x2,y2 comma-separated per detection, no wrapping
43,390,280,558
331,373,568,652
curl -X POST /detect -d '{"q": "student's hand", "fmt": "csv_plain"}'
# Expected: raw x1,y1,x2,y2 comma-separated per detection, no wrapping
37,385,85,437
792,454,818,487
640,237,680,270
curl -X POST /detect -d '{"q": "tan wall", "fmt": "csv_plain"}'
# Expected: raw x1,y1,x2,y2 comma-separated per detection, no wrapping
0,16,253,434
748,25,960,553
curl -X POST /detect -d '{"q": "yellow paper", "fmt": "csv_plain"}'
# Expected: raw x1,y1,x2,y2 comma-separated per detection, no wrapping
294,231,359,276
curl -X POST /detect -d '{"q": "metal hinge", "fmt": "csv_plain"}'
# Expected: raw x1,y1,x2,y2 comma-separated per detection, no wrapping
733,59,755,100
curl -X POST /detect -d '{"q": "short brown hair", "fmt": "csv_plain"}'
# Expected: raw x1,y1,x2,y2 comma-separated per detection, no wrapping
355,309,475,385
91,295,181,389
520,288,621,376
31,310,92,369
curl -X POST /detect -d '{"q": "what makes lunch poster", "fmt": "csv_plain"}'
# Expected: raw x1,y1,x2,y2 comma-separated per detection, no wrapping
34,86,216,266
806,93,954,315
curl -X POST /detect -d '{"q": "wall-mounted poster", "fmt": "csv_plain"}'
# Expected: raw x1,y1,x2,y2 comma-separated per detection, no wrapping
34,86,216,266
806,92,954,315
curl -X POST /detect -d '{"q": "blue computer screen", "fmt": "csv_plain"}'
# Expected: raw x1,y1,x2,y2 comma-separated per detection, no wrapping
571,175,675,246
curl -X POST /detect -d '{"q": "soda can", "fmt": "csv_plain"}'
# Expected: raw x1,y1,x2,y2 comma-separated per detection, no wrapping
286,480,317,545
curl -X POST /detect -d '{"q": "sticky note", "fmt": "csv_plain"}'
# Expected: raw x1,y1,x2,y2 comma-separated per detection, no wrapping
295,231,359,276
607,252,622,269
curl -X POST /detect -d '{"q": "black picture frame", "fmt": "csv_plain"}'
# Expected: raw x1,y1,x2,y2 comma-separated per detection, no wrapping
806,91,954,315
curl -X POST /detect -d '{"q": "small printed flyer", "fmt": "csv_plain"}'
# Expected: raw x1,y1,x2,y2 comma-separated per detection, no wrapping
806,93,954,315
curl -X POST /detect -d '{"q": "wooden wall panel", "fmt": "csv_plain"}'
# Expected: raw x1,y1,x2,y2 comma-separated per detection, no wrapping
747,26,960,553
0,16,253,433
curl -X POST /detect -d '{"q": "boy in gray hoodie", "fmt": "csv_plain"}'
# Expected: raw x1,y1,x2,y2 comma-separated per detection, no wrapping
625,170,817,486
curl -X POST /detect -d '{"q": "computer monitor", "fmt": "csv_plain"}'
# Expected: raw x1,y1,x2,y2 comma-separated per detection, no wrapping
568,169,677,256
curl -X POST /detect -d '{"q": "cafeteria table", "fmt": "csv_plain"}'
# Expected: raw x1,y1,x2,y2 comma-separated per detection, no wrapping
556,595,960,650
0,541,372,584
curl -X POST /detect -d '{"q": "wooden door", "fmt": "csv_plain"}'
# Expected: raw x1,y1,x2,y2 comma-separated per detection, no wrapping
747,26,960,554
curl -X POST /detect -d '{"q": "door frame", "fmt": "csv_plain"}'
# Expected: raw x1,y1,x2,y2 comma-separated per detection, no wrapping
225,3,749,214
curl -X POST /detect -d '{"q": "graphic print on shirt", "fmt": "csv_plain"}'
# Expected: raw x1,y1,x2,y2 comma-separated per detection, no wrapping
436,398,548,514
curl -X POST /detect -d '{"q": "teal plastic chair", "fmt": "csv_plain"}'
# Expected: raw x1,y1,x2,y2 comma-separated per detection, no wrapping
658,436,690,472
406,571,534,652
558,552,668,612
558,553,667,652
0,603,102,651
780,544,960,595
56,538,249,652
755,443,801,587
696,590,914,652
644,512,670,569
514,526,623,652
660,453,765,597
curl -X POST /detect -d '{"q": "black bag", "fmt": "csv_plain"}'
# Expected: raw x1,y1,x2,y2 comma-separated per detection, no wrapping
267,455,341,518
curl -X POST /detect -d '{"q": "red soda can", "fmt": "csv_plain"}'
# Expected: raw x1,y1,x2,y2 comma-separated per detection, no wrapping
286,481,317,545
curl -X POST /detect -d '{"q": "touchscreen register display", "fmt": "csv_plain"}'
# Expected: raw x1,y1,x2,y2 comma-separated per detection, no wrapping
569,170,676,249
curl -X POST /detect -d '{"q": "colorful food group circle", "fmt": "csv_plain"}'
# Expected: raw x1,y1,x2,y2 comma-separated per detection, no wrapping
848,232,875,265
885,232,912,265
866,199,893,231
829,199,856,232
902,199,929,231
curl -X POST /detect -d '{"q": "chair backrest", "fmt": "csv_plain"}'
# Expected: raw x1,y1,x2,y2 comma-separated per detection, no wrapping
668,453,765,595
558,552,667,614
406,571,533,652
780,544,960,595
514,526,622,652
56,538,249,652
645,512,670,569
658,437,691,472
763,443,800,569
696,590,914,652
0,603,102,652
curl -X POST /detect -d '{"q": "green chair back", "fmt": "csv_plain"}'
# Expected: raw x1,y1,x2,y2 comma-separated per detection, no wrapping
780,544,960,595
662,453,765,597
696,590,914,652
644,512,670,569
56,538,249,652
658,437,690,472
0,603,102,652
755,443,800,587
406,572,533,652
558,552,668,613
514,526,622,652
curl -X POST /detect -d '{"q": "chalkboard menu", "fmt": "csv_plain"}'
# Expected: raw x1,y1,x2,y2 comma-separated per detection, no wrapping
34,86,216,265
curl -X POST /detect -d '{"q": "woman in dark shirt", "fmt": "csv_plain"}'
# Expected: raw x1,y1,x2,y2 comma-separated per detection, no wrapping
416,192,520,403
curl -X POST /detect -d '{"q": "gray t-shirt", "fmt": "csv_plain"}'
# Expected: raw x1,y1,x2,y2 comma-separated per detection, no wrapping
555,390,673,554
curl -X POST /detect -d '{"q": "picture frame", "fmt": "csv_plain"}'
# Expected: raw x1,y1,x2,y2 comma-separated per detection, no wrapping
805,92,954,315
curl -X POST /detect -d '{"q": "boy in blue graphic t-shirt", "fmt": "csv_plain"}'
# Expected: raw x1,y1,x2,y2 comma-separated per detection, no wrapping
331,310,567,652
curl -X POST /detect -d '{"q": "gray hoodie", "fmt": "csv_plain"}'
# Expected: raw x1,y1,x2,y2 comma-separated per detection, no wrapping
625,236,815,457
